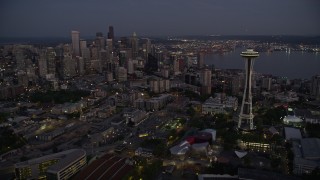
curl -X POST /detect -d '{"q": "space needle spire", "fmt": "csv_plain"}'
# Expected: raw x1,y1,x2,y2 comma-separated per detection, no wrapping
238,49,259,130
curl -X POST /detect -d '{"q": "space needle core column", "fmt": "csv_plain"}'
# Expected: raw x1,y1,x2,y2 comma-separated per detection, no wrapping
238,49,259,130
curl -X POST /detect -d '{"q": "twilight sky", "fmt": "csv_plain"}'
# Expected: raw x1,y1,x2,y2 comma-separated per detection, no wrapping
0,0,319,37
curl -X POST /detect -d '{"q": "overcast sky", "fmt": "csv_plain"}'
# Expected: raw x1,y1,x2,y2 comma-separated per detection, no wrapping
1,0,319,37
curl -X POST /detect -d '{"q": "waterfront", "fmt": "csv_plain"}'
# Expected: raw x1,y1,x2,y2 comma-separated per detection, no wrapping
205,48,320,79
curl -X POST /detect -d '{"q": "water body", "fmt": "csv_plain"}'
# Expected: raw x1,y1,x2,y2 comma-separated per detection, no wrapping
204,48,320,80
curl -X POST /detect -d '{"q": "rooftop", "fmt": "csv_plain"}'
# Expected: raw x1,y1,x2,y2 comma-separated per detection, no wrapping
16,149,86,173
301,138,320,160
74,153,132,180
284,127,302,140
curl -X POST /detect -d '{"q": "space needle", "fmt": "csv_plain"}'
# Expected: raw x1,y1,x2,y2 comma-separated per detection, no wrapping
238,49,259,130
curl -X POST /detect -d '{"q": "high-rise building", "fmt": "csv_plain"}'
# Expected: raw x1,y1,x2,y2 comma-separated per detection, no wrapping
171,54,180,75
63,44,71,55
262,77,272,91
311,75,320,100
149,78,169,94
161,68,170,78
79,40,90,70
107,39,113,55
145,54,158,74
96,32,103,37
186,56,193,68
150,78,160,93
117,67,127,82
200,68,212,95
63,54,76,78
46,47,56,75
120,37,128,49
71,31,80,56
90,46,99,60
95,34,105,51
15,47,26,70
178,59,185,72
238,49,259,130
198,52,205,69
142,38,151,61
156,51,163,69
38,50,48,78
108,26,114,41
80,40,87,51
99,49,108,69
119,51,127,67
231,75,240,96
76,57,85,76
131,32,139,59
127,59,134,74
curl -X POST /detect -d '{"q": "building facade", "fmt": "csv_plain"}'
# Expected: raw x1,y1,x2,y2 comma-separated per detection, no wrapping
15,149,86,180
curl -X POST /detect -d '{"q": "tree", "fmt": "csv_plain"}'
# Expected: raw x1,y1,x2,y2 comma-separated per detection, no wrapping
302,167,320,180
306,124,320,138
0,127,26,154
243,156,251,167
52,146,58,153
20,156,29,162
0,112,9,123
270,156,281,169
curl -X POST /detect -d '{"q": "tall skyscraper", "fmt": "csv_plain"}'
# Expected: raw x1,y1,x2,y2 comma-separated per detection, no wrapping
80,40,87,51
95,32,105,51
15,47,26,70
119,51,127,67
120,37,128,49
200,68,212,95
171,54,180,75
238,49,259,130
198,51,205,69
107,39,113,55
127,59,134,74
262,77,272,91
108,26,114,42
144,54,158,75
46,47,56,75
131,32,139,59
117,67,127,82
63,54,76,78
71,31,80,56
79,41,90,71
38,50,47,78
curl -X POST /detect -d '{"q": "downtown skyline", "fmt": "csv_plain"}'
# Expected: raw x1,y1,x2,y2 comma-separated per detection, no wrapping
1,0,320,38
1,2,320,177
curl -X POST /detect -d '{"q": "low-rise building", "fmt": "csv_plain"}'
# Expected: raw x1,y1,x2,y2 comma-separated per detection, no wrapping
292,138,320,175
284,127,302,141
202,94,238,115
275,91,299,102
123,108,147,125
97,105,116,118
51,101,87,115
134,94,173,111
37,128,65,141
15,149,86,180
135,147,153,157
